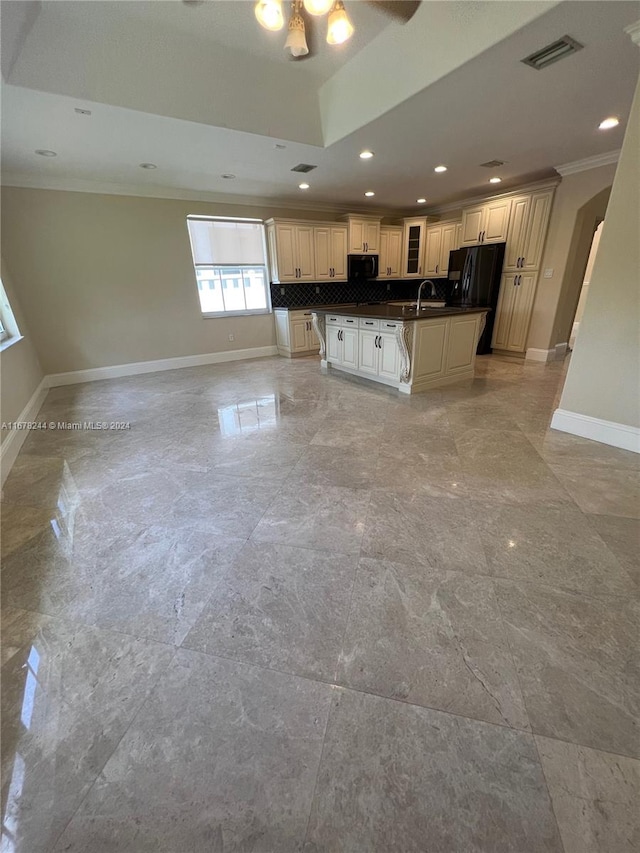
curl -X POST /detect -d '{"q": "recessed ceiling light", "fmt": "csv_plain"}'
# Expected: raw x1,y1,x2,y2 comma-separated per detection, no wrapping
35,149,57,157
417,198,426,204
299,182,310,189
364,191,375,197
599,117,619,130
359,150,374,160
221,173,236,179
489,177,502,184
139,162,157,169
434,165,447,173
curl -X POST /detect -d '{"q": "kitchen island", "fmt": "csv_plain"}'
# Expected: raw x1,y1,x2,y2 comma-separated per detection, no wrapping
311,304,489,394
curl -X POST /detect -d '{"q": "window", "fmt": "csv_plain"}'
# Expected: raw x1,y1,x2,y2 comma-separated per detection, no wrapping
186,217,271,317
0,278,22,351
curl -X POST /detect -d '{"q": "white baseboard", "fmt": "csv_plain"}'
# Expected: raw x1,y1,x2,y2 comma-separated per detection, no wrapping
46,346,279,387
1,346,279,483
551,408,640,453
1,377,49,485
525,347,555,362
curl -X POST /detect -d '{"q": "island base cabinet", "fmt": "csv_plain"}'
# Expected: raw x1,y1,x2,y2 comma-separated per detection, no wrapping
378,333,402,380
327,324,357,368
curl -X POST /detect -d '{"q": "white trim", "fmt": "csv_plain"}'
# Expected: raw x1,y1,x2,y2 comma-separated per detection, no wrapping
525,347,555,362
422,177,560,217
554,150,620,177
555,342,568,359
551,408,640,454
624,20,640,46
1,378,49,485
0,173,390,217
46,346,279,387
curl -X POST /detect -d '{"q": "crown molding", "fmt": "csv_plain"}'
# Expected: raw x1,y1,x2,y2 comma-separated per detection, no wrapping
554,150,621,177
624,19,640,46
0,173,400,218
420,176,561,217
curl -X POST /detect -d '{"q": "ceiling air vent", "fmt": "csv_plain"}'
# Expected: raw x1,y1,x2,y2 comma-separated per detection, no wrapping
480,160,505,168
291,163,317,173
521,35,583,70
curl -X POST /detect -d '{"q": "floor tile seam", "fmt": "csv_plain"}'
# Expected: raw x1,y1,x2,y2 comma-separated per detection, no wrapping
174,642,537,738
46,645,179,851
531,728,569,853
489,577,640,763
531,732,640,768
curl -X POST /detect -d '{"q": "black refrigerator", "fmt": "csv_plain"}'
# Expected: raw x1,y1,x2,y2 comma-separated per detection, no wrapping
447,242,506,354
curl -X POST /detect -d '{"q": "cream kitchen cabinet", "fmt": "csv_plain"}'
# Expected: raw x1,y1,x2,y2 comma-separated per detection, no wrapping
401,218,427,278
503,190,554,273
343,215,381,254
378,226,403,278
314,225,348,281
491,272,537,353
424,221,459,278
274,309,319,357
325,314,358,368
266,220,315,282
460,198,512,246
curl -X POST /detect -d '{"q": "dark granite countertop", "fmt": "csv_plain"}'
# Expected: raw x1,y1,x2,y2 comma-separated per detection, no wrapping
311,304,490,321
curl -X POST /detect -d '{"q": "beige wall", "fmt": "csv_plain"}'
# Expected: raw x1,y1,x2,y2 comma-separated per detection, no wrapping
527,163,616,351
0,258,44,442
558,72,640,429
0,188,352,375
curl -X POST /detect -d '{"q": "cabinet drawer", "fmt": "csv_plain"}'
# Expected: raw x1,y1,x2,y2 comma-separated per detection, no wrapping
379,320,400,334
359,318,380,330
290,310,314,321
339,316,358,327
325,315,341,325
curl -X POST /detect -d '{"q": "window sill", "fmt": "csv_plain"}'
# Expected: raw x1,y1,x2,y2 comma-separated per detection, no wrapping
201,310,272,319
0,335,24,353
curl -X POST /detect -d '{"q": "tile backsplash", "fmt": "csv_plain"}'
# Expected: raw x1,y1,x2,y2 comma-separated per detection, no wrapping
270,279,450,308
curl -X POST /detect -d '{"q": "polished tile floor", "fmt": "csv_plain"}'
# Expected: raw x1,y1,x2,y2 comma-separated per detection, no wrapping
1,354,639,852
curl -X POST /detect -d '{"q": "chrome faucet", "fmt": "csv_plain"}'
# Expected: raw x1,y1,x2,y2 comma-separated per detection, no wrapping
416,279,437,312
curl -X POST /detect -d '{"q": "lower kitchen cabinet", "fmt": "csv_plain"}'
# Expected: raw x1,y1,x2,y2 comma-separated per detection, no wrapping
326,321,358,368
275,309,320,358
358,328,401,380
492,272,537,353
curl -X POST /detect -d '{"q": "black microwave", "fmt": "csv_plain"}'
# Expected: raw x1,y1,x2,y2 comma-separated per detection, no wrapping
348,254,379,281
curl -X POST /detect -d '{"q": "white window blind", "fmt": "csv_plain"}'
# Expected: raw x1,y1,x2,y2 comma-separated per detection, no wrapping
187,218,265,266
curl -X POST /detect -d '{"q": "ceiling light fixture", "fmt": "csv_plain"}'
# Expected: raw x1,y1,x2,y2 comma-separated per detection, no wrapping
434,165,447,173
139,162,157,169
255,0,284,31
364,191,375,197
35,149,57,157
417,198,426,204
257,0,354,58
299,182,310,189
284,1,309,57
489,177,502,184
599,117,619,130
327,0,354,45
359,150,374,160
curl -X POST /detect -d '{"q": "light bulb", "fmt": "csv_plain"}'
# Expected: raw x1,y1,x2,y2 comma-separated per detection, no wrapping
598,117,619,130
434,165,447,173
284,11,309,57
303,0,333,14
255,0,284,31
327,1,354,45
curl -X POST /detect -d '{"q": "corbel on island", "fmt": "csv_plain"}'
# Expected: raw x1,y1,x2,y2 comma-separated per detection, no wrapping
311,304,489,394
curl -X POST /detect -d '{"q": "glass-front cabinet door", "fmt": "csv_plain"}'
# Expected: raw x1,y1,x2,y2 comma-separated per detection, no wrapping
402,218,426,278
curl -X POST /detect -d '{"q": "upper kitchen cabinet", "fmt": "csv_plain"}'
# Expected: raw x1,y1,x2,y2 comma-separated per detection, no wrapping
401,217,427,278
343,215,381,254
266,219,315,282
460,198,512,246
314,225,348,281
378,226,403,278
503,190,554,272
424,220,459,278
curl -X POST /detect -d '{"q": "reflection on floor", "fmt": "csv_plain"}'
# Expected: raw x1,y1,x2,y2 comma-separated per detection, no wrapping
1,353,639,853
